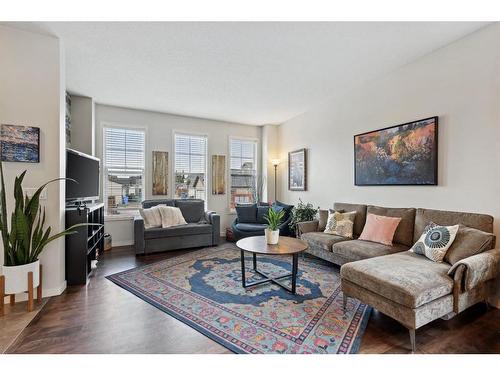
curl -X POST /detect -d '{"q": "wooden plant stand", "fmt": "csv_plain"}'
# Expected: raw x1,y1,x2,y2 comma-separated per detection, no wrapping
0,264,42,316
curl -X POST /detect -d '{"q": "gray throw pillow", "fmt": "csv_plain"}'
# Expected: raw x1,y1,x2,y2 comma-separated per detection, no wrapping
256,205,270,224
235,203,257,223
444,225,495,265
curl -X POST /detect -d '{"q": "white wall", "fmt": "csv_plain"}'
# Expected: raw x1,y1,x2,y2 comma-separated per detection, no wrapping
95,104,262,245
277,24,500,305
69,95,95,156
261,124,280,203
0,25,67,301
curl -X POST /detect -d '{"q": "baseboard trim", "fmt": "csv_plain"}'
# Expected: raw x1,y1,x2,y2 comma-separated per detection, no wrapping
112,240,134,247
2,280,66,304
490,299,500,309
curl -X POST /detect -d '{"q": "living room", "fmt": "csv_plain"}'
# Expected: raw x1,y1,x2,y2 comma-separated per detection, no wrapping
1,1,499,373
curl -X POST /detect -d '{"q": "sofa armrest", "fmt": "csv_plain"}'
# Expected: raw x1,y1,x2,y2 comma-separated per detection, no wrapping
448,248,500,292
134,217,145,255
296,220,319,237
205,211,220,245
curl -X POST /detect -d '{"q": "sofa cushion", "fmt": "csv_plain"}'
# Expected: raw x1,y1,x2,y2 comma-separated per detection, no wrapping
367,205,416,246
256,205,270,224
444,225,495,265
235,223,267,232
333,203,367,236
340,251,453,308
274,201,293,220
142,199,175,209
175,199,205,223
236,203,257,223
144,223,212,239
301,232,348,251
413,208,494,242
332,239,409,262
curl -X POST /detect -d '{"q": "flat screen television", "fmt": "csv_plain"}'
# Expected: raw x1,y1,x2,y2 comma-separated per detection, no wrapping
66,149,100,202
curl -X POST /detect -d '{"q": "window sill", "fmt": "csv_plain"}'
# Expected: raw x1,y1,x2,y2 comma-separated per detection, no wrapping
104,214,137,222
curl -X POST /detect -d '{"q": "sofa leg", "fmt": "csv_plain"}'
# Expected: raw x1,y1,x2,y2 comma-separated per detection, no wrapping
409,329,416,353
342,294,347,315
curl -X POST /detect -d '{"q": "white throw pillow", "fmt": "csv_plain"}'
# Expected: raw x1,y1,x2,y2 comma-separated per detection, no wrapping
139,205,164,229
410,222,459,262
158,206,188,228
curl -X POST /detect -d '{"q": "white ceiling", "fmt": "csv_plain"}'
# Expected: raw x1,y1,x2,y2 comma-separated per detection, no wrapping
13,22,488,125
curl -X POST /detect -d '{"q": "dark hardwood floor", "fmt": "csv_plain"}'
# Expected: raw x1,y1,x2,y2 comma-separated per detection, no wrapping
6,243,500,354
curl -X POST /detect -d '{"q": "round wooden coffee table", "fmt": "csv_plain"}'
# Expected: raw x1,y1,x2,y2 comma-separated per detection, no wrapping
236,236,308,294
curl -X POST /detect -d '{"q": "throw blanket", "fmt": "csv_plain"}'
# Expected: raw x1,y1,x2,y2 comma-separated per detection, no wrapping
158,206,188,228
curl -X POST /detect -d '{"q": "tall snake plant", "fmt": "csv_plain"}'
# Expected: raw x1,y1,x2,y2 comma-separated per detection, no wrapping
0,161,99,266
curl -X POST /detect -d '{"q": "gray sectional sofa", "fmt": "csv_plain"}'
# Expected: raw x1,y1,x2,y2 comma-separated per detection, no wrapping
134,199,220,255
297,202,500,352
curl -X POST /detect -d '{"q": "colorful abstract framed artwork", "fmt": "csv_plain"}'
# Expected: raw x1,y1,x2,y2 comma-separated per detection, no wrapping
288,148,307,191
152,151,168,195
354,116,438,186
211,154,226,195
0,124,40,163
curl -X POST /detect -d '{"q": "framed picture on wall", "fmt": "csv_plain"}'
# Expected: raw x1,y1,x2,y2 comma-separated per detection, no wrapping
288,148,307,191
211,154,226,195
354,116,438,186
152,151,168,195
0,124,40,163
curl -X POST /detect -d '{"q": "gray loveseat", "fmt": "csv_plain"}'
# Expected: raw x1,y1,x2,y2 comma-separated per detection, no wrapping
134,199,220,255
297,202,500,352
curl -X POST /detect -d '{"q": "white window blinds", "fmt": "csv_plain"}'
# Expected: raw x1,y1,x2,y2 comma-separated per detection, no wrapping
103,127,145,214
104,128,145,170
229,139,257,208
174,133,207,200
175,134,207,173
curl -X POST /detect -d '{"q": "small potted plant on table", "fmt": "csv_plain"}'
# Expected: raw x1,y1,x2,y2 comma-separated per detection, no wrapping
264,207,285,245
0,162,98,314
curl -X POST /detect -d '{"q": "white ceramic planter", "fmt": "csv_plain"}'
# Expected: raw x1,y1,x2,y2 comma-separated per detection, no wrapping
1,260,40,295
265,228,280,245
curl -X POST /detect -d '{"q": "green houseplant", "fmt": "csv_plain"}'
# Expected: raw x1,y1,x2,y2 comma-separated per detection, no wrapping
0,161,98,295
263,207,285,244
289,198,318,236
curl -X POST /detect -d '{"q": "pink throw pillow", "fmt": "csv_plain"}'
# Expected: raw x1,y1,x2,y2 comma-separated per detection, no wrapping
359,214,402,246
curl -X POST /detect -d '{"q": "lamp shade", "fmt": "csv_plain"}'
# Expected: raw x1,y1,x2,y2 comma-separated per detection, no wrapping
271,159,281,166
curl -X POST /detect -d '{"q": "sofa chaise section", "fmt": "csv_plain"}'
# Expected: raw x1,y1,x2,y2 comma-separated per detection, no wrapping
340,207,498,352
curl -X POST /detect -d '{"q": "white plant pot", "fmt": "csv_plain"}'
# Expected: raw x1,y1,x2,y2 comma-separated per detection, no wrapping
1,260,40,295
265,228,280,245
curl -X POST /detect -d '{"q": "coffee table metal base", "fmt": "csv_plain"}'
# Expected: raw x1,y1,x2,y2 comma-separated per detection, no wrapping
240,250,299,294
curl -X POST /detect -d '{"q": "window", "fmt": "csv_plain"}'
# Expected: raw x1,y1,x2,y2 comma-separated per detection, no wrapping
103,127,145,215
174,133,207,201
229,138,257,209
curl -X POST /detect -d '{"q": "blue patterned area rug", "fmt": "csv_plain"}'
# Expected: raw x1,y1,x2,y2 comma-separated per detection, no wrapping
107,245,371,354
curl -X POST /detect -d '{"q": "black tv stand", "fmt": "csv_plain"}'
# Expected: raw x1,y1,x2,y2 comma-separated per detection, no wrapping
65,202,105,285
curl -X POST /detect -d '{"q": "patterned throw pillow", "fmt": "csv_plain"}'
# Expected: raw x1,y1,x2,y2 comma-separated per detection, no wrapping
324,210,357,238
410,222,459,262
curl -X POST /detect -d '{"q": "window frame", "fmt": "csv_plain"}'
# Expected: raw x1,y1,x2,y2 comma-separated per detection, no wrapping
172,130,209,204
228,136,259,211
102,124,146,216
